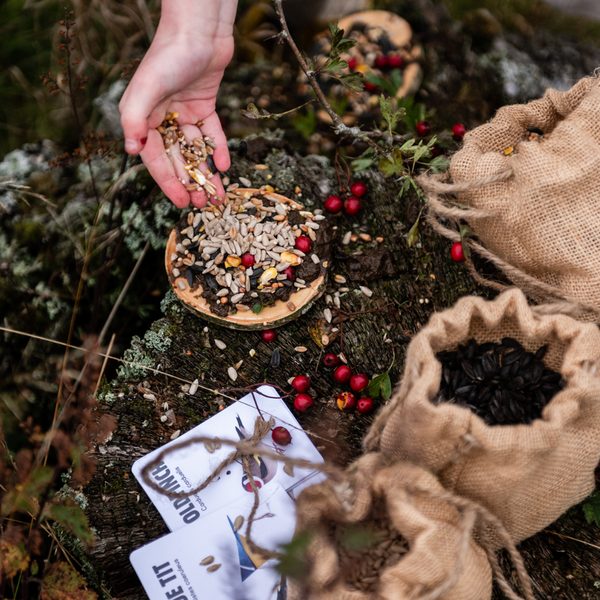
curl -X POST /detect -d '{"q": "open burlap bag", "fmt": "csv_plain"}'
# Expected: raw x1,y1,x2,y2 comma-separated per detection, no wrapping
288,453,536,600
365,288,600,546
420,75,600,318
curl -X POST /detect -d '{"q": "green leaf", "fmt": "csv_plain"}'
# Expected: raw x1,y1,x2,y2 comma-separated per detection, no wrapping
413,142,431,165
428,155,449,174
335,39,356,55
366,373,386,399
46,504,95,548
324,57,347,77
352,157,375,172
389,69,403,94
328,21,344,48
378,147,405,178
337,72,364,94
379,94,405,138
400,138,416,151
406,219,419,247
380,372,392,400
364,72,397,97
583,494,600,527
252,303,263,314
276,531,312,579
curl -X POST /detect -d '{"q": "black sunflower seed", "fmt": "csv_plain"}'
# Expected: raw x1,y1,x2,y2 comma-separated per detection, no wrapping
238,140,248,158
186,269,194,287
535,345,548,360
503,348,524,365
270,348,281,368
206,155,218,174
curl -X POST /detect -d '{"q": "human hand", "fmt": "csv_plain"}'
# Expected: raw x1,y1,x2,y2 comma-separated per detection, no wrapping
119,0,237,208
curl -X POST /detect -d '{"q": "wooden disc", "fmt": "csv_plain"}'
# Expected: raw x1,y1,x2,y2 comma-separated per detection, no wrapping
165,189,327,330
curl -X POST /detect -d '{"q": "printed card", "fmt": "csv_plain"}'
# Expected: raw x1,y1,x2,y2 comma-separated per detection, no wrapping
132,385,325,531
130,483,295,600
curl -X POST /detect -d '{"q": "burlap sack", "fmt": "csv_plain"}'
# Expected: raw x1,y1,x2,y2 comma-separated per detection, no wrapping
288,454,506,600
365,288,600,546
420,75,600,317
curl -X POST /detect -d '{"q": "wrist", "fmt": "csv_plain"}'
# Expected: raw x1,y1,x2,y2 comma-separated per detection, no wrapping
158,0,238,41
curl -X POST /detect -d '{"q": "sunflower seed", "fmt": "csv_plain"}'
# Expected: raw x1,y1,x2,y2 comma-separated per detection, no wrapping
360,286,373,297
189,379,199,395
214,339,227,350
342,231,352,245
207,564,222,573
233,515,244,532
228,366,238,381
324,308,333,322
334,275,346,284
287,301,296,311
200,556,214,566
295,346,307,353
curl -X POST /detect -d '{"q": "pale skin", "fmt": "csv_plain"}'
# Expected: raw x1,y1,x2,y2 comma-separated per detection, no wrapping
119,0,239,208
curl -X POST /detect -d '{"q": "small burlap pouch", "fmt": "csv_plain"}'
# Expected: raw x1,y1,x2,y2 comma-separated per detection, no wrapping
420,75,600,318
288,453,535,600
365,288,600,547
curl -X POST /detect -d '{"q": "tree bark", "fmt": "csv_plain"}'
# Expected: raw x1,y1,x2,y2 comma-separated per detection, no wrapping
84,139,600,599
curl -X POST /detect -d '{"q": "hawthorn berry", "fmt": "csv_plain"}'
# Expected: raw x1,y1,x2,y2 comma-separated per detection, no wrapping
294,393,314,412
347,57,357,70
416,120,431,137
283,267,295,281
272,426,292,446
364,81,377,92
295,236,312,253
375,55,388,69
452,123,467,141
324,195,343,214
323,353,340,368
261,329,276,342
292,375,310,393
451,241,466,262
350,373,369,393
337,391,357,412
350,181,367,198
430,144,443,157
344,196,362,216
241,253,255,268
387,54,403,69
334,365,352,384
357,397,374,415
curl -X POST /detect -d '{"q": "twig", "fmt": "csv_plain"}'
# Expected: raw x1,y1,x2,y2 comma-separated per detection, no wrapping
272,0,384,155
544,530,600,551
93,333,115,397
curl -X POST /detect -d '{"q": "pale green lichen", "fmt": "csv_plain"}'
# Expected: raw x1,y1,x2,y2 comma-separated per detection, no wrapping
160,289,183,317
117,335,155,379
143,321,172,352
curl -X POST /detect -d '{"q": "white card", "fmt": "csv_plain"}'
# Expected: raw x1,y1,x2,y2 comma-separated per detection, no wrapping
130,483,295,600
132,385,325,531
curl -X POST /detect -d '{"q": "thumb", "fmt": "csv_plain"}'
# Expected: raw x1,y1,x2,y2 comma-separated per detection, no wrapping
120,68,166,154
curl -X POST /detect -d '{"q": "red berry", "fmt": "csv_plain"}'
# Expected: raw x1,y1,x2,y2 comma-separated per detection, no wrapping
323,353,340,368
364,81,377,92
375,55,388,69
387,54,403,69
347,57,357,70
283,267,295,281
294,393,314,412
295,236,312,253
261,329,276,342
452,123,467,141
357,397,374,415
272,426,292,445
350,181,367,197
430,144,443,157
350,373,369,393
337,391,357,412
241,253,255,268
334,365,352,384
451,241,466,262
344,196,362,216
292,375,310,393
416,120,431,137
324,195,343,214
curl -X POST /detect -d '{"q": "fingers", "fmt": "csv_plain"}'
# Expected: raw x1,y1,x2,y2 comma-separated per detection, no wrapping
140,130,190,208
199,112,231,172
120,67,169,155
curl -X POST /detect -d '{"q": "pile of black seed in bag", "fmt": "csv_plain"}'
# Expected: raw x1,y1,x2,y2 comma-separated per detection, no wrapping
432,337,565,426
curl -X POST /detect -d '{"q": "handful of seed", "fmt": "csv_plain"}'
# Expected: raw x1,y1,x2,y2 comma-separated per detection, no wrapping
158,112,220,202
169,187,333,318
334,498,408,593
433,337,564,426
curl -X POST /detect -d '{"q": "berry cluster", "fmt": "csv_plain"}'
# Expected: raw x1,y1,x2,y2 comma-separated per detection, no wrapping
324,181,367,217
325,354,374,415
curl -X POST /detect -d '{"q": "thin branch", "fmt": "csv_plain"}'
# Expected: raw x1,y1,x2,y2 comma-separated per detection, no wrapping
272,0,384,155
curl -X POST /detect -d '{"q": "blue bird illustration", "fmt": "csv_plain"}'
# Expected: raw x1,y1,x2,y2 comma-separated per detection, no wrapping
227,515,269,581
234,415,278,492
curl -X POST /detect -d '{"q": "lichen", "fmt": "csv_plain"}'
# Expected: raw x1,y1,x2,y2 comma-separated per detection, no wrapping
160,289,184,317
142,321,172,352
117,335,155,379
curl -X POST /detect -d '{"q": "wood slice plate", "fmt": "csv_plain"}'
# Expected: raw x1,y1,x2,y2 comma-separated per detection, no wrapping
315,10,422,125
165,189,327,330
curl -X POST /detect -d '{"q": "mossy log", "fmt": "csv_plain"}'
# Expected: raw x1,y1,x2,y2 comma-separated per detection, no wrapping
85,139,600,599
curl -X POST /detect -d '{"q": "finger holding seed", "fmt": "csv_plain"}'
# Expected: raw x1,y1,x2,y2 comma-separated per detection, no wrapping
140,129,192,208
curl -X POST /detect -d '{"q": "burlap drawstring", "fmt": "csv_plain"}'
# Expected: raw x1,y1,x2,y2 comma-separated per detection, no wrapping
418,170,600,321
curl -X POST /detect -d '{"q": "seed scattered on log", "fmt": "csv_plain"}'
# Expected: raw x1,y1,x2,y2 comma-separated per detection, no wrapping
360,286,373,298
295,346,307,353
200,556,214,566
334,275,346,284
171,430,181,440
189,379,199,395
270,348,281,368
214,339,226,350
324,308,333,323
233,515,244,532
228,366,238,381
